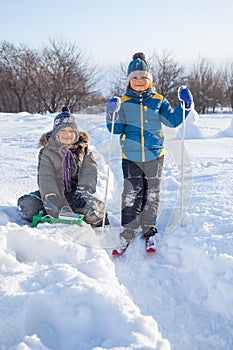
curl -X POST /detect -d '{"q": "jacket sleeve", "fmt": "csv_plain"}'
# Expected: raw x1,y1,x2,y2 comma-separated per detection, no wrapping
77,148,98,193
160,98,190,128
38,149,70,213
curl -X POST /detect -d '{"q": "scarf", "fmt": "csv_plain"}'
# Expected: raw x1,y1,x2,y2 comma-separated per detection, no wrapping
61,145,79,193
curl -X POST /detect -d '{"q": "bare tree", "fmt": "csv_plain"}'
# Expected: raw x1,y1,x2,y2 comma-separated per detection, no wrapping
186,57,225,114
106,62,128,97
0,41,36,112
0,40,105,113
31,39,101,113
224,61,233,110
150,51,184,106
209,70,225,113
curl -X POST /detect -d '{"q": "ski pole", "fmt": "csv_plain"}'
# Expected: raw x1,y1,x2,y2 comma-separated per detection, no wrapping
180,100,186,226
102,112,116,233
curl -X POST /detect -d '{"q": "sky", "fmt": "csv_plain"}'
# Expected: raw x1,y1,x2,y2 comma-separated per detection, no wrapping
1,0,233,69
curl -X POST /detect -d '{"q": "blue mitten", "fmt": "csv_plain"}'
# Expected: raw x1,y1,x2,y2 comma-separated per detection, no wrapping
106,97,121,121
178,86,193,109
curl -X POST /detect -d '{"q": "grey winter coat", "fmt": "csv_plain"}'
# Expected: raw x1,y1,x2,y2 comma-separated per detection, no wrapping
38,130,97,213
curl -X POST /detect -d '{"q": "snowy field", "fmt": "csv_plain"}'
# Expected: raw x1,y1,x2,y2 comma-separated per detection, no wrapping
0,109,233,350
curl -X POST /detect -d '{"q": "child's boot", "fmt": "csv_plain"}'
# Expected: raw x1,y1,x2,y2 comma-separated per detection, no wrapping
142,225,158,238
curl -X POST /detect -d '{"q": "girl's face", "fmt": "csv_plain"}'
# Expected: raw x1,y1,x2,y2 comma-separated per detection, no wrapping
129,76,151,92
58,127,77,145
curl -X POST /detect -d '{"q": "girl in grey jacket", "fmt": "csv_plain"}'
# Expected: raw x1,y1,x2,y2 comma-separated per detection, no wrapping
18,106,107,227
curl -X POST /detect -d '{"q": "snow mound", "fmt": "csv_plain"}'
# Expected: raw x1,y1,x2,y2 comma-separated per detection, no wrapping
177,109,204,139
1,222,170,350
214,116,233,137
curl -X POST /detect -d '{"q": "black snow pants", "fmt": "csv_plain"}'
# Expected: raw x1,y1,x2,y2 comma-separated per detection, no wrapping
121,156,164,229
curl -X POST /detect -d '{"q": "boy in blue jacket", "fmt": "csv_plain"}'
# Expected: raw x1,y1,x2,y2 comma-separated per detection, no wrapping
106,52,193,246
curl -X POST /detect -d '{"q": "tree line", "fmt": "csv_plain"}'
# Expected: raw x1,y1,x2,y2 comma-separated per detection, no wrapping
0,40,232,114
0,40,104,113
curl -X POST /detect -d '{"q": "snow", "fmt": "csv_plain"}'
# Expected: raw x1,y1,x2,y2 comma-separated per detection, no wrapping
0,109,233,350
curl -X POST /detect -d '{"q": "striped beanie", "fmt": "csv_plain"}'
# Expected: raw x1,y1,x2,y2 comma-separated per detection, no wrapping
53,106,79,142
127,52,153,82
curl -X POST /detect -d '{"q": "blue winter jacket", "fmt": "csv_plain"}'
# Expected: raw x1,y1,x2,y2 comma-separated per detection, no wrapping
106,88,190,162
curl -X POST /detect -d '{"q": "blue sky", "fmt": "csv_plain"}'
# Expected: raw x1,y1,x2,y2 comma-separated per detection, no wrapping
1,0,233,68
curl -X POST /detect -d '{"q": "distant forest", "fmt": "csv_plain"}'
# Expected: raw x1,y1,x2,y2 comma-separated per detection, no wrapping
0,39,232,114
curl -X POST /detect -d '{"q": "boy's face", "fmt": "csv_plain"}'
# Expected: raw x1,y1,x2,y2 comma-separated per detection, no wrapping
58,127,77,145
130,76,151,92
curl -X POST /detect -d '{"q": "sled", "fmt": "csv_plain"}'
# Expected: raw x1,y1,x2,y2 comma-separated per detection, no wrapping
31,211,85,228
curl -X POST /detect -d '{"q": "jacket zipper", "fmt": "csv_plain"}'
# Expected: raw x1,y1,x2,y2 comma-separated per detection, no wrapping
140,94,145,162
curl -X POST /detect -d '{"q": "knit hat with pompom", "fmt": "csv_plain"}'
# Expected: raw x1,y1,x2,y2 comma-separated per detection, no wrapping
127,52,153,82
53,106,79,142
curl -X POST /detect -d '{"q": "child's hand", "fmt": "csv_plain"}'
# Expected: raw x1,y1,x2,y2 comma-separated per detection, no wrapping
72,192,86,208
106,97,121,121
178,86,193,109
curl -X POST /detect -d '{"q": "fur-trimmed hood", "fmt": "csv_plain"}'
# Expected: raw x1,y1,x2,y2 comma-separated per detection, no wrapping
38,130,90,148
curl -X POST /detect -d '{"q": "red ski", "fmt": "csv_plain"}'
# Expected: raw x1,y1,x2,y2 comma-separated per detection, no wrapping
112,242,130,257
112,237,155,257
145,236,156,253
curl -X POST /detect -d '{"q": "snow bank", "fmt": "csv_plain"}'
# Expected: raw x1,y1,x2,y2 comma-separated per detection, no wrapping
1,111,233,350
0,220,170,350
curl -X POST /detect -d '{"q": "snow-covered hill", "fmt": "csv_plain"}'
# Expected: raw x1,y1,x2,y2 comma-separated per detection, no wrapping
0,110,233,350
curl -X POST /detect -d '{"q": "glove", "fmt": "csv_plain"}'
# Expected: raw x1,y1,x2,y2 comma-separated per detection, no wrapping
178,86,193,109
71,193,86,208
106,97,121,121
